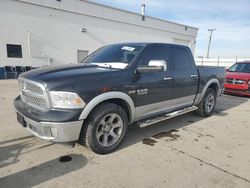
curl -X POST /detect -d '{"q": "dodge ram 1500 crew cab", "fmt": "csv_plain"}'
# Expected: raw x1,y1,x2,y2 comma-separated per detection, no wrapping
14,43,226,154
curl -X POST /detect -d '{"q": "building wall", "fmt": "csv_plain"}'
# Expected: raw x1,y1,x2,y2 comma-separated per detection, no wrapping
0,0,198,67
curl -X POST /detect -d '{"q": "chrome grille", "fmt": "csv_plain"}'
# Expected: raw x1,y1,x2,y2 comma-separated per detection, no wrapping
27,96,48,109
226,78,246,85
25,82,44,95
19,78,50,112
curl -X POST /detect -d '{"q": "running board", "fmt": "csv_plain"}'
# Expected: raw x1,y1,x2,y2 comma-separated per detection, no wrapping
137,106,198,128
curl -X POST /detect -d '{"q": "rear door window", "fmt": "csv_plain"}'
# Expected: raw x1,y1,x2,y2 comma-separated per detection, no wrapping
171,47,192,69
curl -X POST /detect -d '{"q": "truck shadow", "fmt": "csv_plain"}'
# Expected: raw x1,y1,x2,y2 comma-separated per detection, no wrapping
0,135,34,145
0,154,87,188
119,94,248,151
0,136,36,169
0,141,32,169
0,136,54,169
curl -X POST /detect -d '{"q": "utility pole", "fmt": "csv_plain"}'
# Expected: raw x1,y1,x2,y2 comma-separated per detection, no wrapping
206,28,216,58
141,4,145,21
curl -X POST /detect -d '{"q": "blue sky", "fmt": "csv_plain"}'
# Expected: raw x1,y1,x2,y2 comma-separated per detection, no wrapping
92,0,250,58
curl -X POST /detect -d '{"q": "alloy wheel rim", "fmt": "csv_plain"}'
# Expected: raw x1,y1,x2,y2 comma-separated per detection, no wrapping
96,113,123,147
205,93,215,113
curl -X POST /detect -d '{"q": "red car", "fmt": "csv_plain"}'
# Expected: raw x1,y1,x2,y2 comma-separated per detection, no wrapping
224,61,250,96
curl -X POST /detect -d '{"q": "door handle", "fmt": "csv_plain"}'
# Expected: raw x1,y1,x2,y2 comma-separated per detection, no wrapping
190,74,198,78
163,77,172,80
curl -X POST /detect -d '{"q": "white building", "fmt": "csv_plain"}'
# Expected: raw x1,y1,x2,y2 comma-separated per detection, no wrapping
0,0,198,67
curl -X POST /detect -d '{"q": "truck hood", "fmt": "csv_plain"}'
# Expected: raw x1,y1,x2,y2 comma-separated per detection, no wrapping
20,64,119,90
226,71,250,81
21,64,116,82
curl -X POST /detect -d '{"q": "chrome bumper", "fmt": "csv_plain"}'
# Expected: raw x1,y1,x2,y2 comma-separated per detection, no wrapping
18,113,83,142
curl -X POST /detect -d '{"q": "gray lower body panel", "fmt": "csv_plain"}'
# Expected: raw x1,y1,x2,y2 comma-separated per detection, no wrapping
135,95,194,121
17,112,83,142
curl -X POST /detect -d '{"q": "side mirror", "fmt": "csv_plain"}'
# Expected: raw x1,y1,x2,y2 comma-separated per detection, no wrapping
148,60,167,71
136,60,167,74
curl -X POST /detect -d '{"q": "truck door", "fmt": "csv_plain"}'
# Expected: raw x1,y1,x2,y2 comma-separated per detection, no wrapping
134,44,172,119
170,46,199,108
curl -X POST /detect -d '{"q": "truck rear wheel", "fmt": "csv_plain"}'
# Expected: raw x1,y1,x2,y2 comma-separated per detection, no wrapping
78,103,128,154
196,88,216,117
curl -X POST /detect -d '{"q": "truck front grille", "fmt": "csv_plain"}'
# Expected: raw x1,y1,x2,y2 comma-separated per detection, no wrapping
19,78,50,112
226,78,246,85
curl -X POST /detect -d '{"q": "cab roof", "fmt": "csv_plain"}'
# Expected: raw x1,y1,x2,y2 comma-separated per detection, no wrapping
109,42,189,48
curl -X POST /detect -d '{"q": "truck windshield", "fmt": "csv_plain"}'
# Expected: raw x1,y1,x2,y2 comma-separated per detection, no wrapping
229,63,250,73
81,44,144,69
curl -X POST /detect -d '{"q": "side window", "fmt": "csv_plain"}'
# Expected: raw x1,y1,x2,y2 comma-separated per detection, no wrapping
172,47,192,69
139,46,168,67
7,44,22,58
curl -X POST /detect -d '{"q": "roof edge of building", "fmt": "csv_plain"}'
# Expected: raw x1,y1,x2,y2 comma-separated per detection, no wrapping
15,0,198,31
83,0,198,30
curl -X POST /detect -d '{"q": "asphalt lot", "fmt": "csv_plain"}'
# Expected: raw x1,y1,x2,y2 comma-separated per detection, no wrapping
0,80,250,188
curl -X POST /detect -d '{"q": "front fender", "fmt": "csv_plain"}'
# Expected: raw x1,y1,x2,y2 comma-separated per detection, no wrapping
78,91,135,123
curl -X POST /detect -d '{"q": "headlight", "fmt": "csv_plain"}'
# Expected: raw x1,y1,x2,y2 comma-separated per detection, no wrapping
248,80,250,85
49,91,86,109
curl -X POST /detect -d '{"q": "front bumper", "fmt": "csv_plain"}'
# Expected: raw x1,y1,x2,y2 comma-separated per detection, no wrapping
224,83,250,96
16,112,83,142
14,96,84,142
224,89,250,96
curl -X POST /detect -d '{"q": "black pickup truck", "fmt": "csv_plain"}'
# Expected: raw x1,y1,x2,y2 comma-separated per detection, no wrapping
14,43,225,154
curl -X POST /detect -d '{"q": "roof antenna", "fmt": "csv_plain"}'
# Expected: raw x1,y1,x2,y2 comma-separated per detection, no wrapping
141,4,145,21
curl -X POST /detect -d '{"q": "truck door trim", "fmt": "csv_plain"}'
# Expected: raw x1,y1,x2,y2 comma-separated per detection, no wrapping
135,95,194,120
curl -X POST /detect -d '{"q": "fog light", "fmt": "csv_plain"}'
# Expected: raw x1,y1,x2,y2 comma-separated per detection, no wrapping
44,127,52,137
50,127,58,138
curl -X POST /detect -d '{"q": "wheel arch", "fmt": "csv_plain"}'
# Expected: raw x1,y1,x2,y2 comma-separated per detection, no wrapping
208,82,219,94
195,78,220,105
78,92,135,124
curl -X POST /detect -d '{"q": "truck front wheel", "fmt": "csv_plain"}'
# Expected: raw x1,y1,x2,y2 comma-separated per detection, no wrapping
196,88,216,117
78,103,128,154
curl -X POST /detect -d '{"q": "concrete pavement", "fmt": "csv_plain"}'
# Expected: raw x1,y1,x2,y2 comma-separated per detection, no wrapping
0,80,250,188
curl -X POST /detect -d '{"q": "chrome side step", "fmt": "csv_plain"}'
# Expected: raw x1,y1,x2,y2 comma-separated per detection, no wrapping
138,106,198,128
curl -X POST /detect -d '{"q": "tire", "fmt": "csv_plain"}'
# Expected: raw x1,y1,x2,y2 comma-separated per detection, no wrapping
78,103,128,154
195,88,217,117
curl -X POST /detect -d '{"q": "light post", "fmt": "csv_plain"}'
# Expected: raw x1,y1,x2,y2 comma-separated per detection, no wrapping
206,28,216,58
